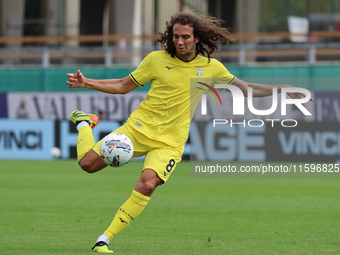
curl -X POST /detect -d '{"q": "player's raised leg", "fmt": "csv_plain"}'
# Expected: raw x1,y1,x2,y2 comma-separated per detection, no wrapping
70,110,106,173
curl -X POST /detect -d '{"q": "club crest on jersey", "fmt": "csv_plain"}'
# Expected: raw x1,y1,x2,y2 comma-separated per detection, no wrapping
195,67,204,77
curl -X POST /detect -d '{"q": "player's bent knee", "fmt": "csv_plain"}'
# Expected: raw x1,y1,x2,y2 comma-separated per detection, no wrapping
79,158,106,173
79,160,95,173
135,170,164,196
142,181,157,195
78,150,107,173
135,180,158,197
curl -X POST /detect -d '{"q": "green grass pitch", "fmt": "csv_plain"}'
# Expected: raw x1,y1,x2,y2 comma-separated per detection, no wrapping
0,160,339,254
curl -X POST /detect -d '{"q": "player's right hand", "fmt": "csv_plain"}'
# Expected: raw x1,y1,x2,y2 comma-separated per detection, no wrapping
66,70,85,88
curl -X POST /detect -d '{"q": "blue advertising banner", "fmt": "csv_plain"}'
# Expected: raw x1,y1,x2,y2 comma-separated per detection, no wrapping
265,122,340,162
0,119,54,159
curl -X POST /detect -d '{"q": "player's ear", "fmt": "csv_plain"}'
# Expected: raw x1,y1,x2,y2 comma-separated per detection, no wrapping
195,37,199,44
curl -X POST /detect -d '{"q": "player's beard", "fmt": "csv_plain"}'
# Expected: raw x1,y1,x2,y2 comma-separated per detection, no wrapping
176,43,196,59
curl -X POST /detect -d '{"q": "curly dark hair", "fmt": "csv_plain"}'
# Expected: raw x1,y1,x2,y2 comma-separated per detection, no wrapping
157,12,235,62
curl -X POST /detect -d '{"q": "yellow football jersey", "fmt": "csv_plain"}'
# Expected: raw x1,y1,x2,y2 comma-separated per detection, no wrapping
128,50,235,151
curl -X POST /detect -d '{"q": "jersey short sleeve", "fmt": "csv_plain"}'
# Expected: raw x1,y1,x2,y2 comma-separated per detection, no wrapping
214,60,236,83
129,53,154,87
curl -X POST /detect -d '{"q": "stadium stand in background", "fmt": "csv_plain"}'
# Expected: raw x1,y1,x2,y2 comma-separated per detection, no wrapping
1,0,340,67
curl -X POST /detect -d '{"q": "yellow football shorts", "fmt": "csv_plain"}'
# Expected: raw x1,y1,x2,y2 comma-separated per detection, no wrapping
92,123,182,182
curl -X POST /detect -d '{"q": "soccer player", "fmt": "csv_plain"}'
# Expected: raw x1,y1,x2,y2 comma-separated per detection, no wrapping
66,12,309,253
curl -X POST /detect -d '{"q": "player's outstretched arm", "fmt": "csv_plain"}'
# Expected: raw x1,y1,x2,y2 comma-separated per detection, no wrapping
66,70,138,94
231,77,314,100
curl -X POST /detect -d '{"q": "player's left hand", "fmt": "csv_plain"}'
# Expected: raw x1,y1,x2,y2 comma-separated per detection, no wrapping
283,84,314,101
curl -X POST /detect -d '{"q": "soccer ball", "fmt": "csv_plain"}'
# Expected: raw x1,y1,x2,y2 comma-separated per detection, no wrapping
50,147,61,159
100,133,134,167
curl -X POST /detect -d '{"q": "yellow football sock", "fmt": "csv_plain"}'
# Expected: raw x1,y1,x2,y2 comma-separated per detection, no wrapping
104,190,150,239
76,126,95,162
